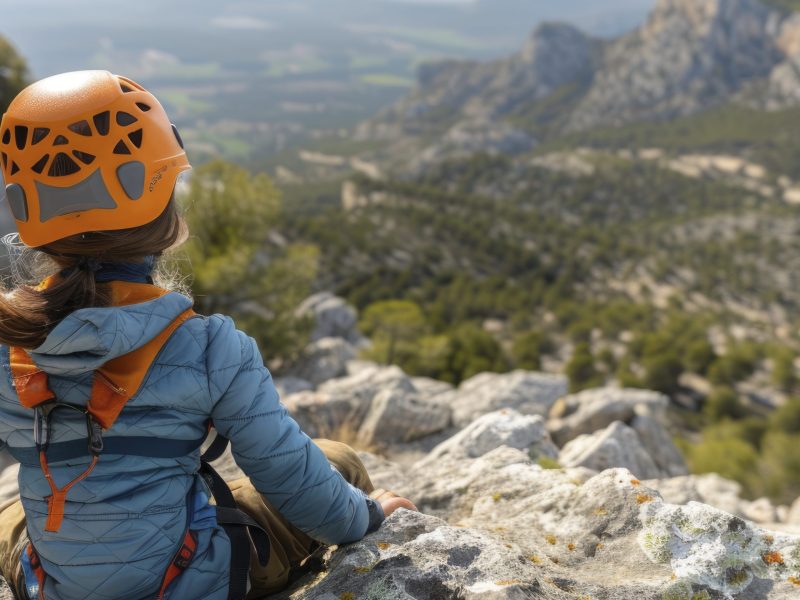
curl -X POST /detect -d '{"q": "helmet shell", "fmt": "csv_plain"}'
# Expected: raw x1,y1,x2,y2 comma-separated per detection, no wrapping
0,70,190,247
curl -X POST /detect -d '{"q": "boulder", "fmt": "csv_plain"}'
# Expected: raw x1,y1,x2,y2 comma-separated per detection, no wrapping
358,452,412,494
558,421,666,480
382,439,800,599
416,409,558,470
548,387,669,446
273,376,314,398
357,387,451,447
630,414,689,477
640,500,800,598
743,497,781,525
440,370,567,428
283,391,365,439
288,337,357,386
0,578,13,600
0,450,18,507
285,364,443,443
642,473,746,517
296,292,364,345
409,376,453,400
788,497,800,525
318,363,415,406
287,510,558,600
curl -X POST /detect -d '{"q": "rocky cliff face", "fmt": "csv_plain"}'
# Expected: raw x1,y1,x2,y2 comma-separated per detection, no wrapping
358,0,800,170
569,0,783,130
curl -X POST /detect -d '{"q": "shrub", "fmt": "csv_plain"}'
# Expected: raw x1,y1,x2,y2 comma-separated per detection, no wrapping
178,160,317,363
512,330,544,370
707,344,760,386
642,352,683,395
684,339,716,375
703,387,747,423
566,343,603,392
769,397,800,434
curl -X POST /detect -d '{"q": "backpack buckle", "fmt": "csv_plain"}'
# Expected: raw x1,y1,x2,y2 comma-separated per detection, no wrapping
86,414,104,456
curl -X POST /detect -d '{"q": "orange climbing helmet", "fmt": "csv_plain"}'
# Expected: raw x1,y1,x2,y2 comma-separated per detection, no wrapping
0,70,190,247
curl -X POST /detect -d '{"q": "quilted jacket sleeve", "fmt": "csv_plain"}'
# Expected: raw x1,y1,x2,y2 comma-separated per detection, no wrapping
206,315,375,545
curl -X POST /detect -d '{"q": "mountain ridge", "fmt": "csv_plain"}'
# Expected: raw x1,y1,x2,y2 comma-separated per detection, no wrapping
356,0,800,171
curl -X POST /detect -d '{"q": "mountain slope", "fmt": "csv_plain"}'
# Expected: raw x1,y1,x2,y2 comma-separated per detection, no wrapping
356,0,800,170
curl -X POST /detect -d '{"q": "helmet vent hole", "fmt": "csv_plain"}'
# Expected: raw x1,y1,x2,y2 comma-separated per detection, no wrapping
171,124,184,149
32,154,49,174
10,162,19,176
48,152,81,177
68,121,92,137
117,76,145,92
113,140,131,155
116,112,137,126
93,111,111,136
72,150,96,165
53,135,69,146
32,128,50,145
1,129,9,145
135,102,151,112
14,126,28,150
128,129,143,148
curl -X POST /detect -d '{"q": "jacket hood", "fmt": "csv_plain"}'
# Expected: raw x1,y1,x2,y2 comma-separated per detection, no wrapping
30,291,194,376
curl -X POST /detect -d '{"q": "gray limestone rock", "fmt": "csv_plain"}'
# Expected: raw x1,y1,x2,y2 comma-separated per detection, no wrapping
296,292,365,345
357,387,452,446
631,414,689,477
415,409,558,470
548,387,669,447
558,421,666,480
441,370,567,428
643,473,747,517
289,337,357,386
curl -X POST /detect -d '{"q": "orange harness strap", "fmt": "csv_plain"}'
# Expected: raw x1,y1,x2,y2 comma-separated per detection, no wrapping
39,451,99,533
156,530,199,600
9,281,197,533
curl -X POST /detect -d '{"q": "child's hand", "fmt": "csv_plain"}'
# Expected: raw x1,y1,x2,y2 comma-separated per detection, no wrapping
370,488,418,516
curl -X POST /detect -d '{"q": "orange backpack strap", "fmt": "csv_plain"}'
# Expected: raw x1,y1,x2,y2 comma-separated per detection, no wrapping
88,306,196,429
10,347,55,409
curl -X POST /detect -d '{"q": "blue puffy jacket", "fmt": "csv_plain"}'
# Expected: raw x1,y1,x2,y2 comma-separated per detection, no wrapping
0,289,374,599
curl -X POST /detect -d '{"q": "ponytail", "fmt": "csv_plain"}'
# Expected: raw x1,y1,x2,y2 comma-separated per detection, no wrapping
0,198,186,349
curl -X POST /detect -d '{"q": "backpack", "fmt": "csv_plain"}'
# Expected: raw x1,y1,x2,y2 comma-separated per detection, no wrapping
7,281,269,600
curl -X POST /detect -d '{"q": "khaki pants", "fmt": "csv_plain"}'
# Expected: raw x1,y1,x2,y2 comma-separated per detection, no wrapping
0,439,374,600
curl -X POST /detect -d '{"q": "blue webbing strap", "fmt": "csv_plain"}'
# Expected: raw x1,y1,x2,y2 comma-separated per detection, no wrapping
7,436,206,466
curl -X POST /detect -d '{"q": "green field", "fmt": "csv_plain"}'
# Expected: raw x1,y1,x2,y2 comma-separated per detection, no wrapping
359,74,415,88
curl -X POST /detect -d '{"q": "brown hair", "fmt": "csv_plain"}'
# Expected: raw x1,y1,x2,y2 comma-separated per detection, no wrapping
0,199,187,348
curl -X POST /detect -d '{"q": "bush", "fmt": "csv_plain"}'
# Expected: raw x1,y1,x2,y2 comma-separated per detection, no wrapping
360,300,426,365
770,347,797,392
566,343,603,392
757,431,800,504
438,324,509,385
178,160,318,363
769,397,800,434
512,330,544,370
642,352,683,395
680,422,761,497
684,339,716,375
703,387,747,423
0,36,28,113
707,344,760,386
